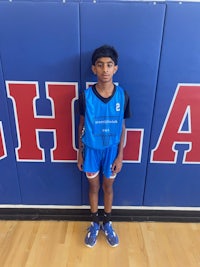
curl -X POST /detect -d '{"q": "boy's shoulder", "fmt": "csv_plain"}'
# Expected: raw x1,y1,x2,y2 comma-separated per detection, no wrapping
116,85,130,97
84,84,95,92
116,85,124,91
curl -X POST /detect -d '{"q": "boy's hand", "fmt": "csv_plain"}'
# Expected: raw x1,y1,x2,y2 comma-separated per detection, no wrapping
112,157,123,174
77,151,83,171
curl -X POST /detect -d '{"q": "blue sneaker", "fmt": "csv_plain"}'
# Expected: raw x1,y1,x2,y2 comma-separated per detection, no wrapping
102,222,119,247
85,222,100,248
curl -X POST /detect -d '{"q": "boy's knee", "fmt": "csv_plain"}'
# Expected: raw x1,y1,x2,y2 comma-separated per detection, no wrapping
102,183,113,194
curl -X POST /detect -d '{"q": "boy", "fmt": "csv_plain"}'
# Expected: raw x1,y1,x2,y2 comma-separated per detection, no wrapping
77,45,131,248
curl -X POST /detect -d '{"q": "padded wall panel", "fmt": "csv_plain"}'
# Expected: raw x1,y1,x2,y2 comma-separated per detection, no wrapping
0,2,81,204
0,59,21,203
144,3,200,206
80,2,165,205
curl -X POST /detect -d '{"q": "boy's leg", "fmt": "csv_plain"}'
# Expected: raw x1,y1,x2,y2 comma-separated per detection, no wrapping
102,176,119,247
85,173,100,248
87,173,100,214
101,145,118,214
102,176,114,214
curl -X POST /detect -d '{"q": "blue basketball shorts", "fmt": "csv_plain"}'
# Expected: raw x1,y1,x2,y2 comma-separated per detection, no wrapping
83,145,118,179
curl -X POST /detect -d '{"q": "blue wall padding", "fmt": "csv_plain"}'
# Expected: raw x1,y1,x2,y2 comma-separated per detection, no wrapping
0,1,200,207
144,3,200,206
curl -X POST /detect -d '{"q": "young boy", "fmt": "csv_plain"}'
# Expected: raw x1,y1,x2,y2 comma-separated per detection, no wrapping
77,45,131,248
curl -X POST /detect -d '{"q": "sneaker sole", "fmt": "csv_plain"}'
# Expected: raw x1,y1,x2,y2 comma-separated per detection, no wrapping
105,239,119,247
85,243,97,248
85,237,98,248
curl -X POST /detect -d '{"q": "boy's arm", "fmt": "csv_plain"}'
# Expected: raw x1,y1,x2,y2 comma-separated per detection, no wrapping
77,115,85,171
112,120,126,174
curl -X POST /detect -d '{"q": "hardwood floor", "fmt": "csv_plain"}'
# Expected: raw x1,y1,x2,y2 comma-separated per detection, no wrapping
0,220,200,267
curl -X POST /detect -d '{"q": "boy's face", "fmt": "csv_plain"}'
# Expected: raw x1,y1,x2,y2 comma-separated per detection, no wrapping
92,57,118,83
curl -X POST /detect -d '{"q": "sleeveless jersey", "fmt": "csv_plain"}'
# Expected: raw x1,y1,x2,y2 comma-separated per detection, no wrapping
82,86,125,149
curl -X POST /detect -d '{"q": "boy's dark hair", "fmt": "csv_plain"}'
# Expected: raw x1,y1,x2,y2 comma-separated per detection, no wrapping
92,45,118,66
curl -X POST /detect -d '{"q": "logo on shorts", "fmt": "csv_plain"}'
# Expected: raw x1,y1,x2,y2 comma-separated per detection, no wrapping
116,103,120,111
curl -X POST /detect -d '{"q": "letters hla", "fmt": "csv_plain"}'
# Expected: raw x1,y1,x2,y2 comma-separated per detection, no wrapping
1,82,197,164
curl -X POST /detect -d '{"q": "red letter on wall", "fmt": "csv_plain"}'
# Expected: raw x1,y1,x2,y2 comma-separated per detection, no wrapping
6,81,78,162
151,84,200,163
0,122,7,159
123,129,144,162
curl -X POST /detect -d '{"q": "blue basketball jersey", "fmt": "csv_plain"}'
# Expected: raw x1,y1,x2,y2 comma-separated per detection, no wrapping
82,85,125,149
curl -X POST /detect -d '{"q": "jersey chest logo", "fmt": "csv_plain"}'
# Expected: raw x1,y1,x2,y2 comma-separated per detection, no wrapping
116,103,120,112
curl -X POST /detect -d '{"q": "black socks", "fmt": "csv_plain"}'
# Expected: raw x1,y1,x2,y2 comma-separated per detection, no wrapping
91,211,99,224
90,211,111,225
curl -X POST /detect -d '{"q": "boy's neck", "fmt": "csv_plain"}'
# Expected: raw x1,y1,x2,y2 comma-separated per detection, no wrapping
96,82,114,98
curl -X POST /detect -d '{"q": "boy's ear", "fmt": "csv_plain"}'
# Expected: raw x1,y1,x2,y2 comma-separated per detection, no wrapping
114,65,118,74
92,65,96,75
